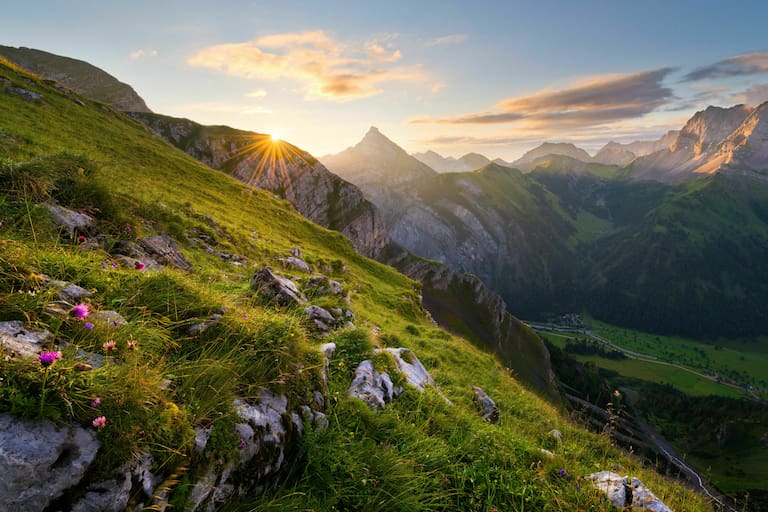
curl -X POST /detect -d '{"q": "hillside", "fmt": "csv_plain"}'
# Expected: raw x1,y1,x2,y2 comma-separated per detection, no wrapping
0,45,151,112
511,142,593,171
0,57,712,511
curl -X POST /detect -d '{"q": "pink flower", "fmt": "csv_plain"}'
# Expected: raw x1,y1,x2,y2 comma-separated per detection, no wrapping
77,235,86,243
90,397,101,408
72,303,90,319
127,340,137,351
102,340,116,352
92,416,107,428
38,351,62,366
134,261,145,271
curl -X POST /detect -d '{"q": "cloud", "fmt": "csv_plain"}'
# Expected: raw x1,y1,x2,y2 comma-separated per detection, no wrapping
130,48,158,60
431,82,447,94
683,52,768,81
245,89,268,98
426,34,468,47
412,68,675,128
173,101,272,114
730,83,768,106
188,30,426,101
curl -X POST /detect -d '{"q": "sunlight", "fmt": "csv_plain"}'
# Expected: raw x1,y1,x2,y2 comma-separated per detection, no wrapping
271,132,281,142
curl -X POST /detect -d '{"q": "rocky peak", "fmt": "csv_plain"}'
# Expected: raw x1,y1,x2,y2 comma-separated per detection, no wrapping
593,142,637,166
713,101,768,173
672,104,752,156
512,142,593,171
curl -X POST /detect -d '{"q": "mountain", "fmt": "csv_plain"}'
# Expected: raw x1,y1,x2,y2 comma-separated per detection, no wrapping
0,45,151,112
0,53,710,512
593,131,680,166
129,112,390,258
703,101,768,176
412,150,491,172
629,105,753,181
511,142,593,171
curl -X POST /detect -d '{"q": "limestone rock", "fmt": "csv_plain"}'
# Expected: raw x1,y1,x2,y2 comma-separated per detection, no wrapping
348,360,401,409
187,313,223,336
0,413,100,511
549,429,563,443
0,320,52,359
48,280,92,304
6,85,44,101
250,268,306,305
381,347,434,391
305,305,336,332
319,342,336,388
471,386,499,424
91,310,127,328
586,471,627,509
71,452,155,512
279,256,310,273
629,477,673,512
45,203,94,238
140,234,193,271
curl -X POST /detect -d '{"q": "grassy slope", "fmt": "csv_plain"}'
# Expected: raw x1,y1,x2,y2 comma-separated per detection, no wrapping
0,59,710,511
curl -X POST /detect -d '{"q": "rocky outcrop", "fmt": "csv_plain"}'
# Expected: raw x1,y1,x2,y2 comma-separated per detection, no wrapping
0,413,100,511
45,203,94,238
250,268,307,305
0,45,151,112
348,360,401,409
139,234,193,271
511,142,593,171
586,471,673,512
471,386,499,423
0,320,52,359
129,113,390,258
381,347,434,391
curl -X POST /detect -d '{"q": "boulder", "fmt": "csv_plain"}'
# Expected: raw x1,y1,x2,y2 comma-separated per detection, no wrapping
45,204,94,238
319,342,336,388
629,477,673,512
6,85,44,101
279,256,310,273
348,360,401,409
305,305,336,332
91,310,127,328
250,268,306,305
0,320,52,359
586,471,627,509
140,234,193,271
48,280,92,304
381,347,434,391
472,386,499,424
71,452,155,512
0,413,100,511
549,429,563,443
187,313,223,336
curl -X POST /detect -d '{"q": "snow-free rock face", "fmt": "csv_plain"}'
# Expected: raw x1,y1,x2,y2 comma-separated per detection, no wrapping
713,101,768,174
250,267,307,305
0,45,151,112
511,142,593,171
593,141,637,166
0,320,52,359
0,413,100,511
348,360,401,409
471,386,500,423
586,471,673,512
129,113,390,258
45,203,94,238
412,150,491,173
381,347,434,391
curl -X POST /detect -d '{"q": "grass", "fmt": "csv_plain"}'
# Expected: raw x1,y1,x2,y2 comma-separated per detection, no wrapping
0,57,715,511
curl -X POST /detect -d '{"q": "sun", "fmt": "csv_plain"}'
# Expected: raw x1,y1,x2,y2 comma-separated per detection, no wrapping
271,133,281,142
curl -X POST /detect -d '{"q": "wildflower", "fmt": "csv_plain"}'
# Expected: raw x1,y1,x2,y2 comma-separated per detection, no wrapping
559,469,566,476
102,340,117,351
38,351,62,367
77,235,86,243
90,397,101,407
101,262,107,270
127,340,137,350
92,416,107,428
111,262,118,269
72,303,90,319
125,225,132,233
134,261,145,271
83,322,94,330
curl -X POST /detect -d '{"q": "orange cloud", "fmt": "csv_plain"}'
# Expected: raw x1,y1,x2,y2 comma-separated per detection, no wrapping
188,30,426,100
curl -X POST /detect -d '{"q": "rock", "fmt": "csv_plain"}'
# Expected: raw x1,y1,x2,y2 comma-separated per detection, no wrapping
48,280,92,304
329,280,343,295
44,301,71,318
140,234,193,271
539,448,555,459
348,360,401,409
471,386,499,424
6,85,44,101
71,452,155,512
305,305,336,332
306,275,330,295
586,471,627,509
290,248,302,258
279,256,310,273
344,309,355,320
319,342,336,389
250,268,306,305
0,320,52,359
0,413,100,511
91,310,127,328
187,313,223,336
549,429,563,443
45,203,94,238
380,347,434,391
629,477,673,512
330,307,343,318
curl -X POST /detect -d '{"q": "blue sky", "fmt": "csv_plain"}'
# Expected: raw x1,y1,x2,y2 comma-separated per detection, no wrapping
3,0,768,159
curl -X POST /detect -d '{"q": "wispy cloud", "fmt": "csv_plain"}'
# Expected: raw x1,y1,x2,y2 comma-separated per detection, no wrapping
683,52,768,81
730,83,768,106
188,30,427,101
411,68,675,128
245,89,268,98
130,48,158,60
173,101,272,114
426,34,468,47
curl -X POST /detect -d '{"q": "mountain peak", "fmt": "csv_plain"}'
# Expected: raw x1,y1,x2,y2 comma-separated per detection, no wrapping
512,142,592,171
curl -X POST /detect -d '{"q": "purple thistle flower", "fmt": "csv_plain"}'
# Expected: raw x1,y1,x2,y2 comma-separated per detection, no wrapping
111,262,118,269
559,469,566,475
77,235,86,243
101,262,107,270
38,351,62,366
72,303,90,319
83,322,95,330
134,261,145,271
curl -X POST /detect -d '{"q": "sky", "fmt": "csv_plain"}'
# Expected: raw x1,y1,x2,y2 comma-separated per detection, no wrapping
3,0,768,160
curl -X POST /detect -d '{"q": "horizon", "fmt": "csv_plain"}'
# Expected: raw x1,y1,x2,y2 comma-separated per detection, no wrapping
3,1,768,160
